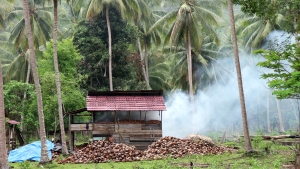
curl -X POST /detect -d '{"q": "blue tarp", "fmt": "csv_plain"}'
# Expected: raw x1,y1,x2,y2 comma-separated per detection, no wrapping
8,140,54,162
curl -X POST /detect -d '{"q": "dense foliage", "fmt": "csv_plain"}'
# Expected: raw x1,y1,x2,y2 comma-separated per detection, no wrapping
73,8,143,92
37,38,85,130
257,44,300,99
233,0,300,33
4,81,36,130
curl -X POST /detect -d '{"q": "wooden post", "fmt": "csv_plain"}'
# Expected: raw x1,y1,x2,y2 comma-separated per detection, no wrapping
92,112,94,135
160,111,162,129
140,111,141,121
128,111,130,122
68,113,71,149
69,131,74,151
114,111,117,125
117,118,120,142
12,126,16,149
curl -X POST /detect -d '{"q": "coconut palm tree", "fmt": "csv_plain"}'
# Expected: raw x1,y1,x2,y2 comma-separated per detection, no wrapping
165,34,232,92
236,13,286,51
228,0,253,152
22,0,50,163
0,57,9,169
0,31,19,80
132,0,162,89
1,31,37,83
6,0,53,50
86,0,140,91
0,0,14,29
3,51,30,83
51,0,68,155
149,0,224,107
146,46,171,91
3,0,52,85
61,0,89,38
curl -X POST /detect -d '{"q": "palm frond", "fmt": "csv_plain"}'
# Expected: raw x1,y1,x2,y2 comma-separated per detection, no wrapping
4,53,28,83
194,5,224,26
148,10,177,34
36,10,53,22
37,15,53,41
9,19,25,48
86,0,105,19
189,14,202,52
124,0,141,20
194,53,208,65
6,10,24,23
112,0,126,20
169,8,185,48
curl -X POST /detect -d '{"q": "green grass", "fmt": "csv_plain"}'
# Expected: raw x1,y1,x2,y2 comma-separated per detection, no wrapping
9,136,296,169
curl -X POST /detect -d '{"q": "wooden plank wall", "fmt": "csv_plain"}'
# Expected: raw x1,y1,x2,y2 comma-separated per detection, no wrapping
115,124,142,130
92,124,115,135
70,124,93,131
142,124,161,130
113,130,162,150
70,123,163,150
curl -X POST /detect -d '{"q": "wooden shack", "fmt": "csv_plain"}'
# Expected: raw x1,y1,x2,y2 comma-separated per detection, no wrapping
68,90,166,150
6,119,25,151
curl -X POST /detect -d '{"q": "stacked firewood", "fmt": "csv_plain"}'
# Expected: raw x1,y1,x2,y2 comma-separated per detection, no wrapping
56,136,229,164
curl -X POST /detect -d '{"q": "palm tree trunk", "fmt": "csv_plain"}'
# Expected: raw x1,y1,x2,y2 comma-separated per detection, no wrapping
137,36,150,89
106,4,113,91
22,0,50,163
21,59,31,131
228,0,253,152
0,61,9,169
144,39,150,88
275,99,285,133
267,90,271,132
53,0,68,155
185,12,194,112
294,12,298,45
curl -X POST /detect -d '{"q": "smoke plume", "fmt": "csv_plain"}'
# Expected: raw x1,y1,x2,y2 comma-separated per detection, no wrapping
162,31,298,139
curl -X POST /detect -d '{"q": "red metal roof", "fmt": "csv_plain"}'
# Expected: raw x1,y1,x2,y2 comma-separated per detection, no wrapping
86,95,166,111
8,120,20,125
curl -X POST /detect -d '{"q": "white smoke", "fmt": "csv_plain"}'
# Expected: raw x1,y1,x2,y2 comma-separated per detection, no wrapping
265,30,294,44
162,31,298,139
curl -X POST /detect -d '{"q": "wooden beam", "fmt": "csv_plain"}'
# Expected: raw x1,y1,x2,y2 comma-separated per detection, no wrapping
69,114,71,149
263,135,300,140
128,111,130,122
70,124,93,131
130,137,161,141
160,111,162,128
69,131,74,151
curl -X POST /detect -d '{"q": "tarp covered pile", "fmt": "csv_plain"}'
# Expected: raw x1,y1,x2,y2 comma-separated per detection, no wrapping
8,140,54,162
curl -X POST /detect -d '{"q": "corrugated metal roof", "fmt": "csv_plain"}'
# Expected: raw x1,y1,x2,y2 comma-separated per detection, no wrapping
8,120,20,124
88,90,163,96
86,95,167,111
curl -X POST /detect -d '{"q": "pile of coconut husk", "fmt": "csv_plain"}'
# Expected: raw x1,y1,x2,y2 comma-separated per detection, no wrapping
143,136,226,160
57,141,143,164
185,134,216,145
55,135,229,164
